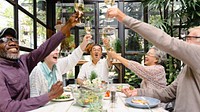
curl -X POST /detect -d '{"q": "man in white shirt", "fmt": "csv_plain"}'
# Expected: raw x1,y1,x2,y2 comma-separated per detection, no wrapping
77,44,112,85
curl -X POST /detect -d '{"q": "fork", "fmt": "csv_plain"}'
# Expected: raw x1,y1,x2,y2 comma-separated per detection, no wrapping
140,97,153,112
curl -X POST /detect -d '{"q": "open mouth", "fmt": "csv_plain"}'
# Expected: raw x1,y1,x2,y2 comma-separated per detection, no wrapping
7,47,19,53
95,53,99,57
53,56,58,59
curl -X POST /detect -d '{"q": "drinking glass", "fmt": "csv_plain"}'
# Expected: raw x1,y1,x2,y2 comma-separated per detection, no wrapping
110,84,117,108
104,0,115,22
102,26,116,50
74,0,85,27
84,21,92,34
70,85,80,104
85,20,94,43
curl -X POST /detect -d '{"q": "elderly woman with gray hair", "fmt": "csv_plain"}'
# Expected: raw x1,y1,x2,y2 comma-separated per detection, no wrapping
108,46,167,89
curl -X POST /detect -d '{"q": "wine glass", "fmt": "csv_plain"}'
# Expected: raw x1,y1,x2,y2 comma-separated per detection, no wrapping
102,26,116,50
84,20,92,34
74,0,85,27
85,20,94,43
104,0,115,22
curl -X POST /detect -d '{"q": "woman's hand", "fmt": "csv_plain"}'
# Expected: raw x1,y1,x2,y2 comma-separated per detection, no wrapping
122,87,138,97
83,34,92,44
48,81,64,100
80,34,92,51
107,50,118,59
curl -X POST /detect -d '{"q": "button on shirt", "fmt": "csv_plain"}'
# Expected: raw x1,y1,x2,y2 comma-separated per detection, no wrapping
78,58,109,82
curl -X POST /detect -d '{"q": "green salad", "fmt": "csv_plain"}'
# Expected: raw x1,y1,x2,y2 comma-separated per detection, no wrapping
56,94,70,99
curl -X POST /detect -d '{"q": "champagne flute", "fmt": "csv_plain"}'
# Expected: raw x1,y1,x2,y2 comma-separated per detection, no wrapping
74,0,85,27
104,0,115,22
102,26,116,50
84,21,92,34
85,20,94,43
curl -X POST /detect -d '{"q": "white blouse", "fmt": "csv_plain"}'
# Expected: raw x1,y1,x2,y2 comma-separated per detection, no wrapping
29,46,83,97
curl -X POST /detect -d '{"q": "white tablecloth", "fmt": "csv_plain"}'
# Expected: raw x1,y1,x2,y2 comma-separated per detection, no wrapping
30,92,168,112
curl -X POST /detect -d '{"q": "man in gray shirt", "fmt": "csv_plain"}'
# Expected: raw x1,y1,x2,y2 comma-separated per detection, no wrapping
107,7,200,112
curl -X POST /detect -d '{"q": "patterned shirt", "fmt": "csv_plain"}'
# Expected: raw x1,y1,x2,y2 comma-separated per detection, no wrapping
128,61,167,89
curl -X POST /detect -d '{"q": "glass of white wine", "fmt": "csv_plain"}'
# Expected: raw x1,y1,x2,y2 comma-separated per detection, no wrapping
104,0,115,22
102,26,115,43
74,0,85,27
85,20,94,43
85,21,92,34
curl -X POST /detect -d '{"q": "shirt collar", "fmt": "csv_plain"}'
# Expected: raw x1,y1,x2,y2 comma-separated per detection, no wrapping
41,62,57,75
89,59,102,66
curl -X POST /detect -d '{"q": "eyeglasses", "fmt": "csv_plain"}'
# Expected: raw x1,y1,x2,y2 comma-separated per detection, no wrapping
182,36,200,40
0,37,18,43
145,52,156,57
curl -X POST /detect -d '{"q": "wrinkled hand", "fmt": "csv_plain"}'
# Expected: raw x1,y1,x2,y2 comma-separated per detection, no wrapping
107,50,118,59
102,38,110,47
106,7,126,22
48,81,64,100
106,7,120,18
122,88,137,97
83,34,92,44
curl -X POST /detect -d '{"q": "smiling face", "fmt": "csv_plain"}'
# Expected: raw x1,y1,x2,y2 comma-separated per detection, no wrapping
90,45,102,64
144,48,158,66
0,35,19,60
44,47,60,68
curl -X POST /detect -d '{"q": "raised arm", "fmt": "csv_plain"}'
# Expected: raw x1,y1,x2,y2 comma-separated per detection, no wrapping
25,12,80,74
102,38,114,67
107,7,200,74
57,34,92,74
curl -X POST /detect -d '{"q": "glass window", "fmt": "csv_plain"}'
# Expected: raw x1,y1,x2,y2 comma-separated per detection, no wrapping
19,11,34,49
37,22,46,47
124,2,143,21
83,4,95,25
148,7,166,30
125,29,144,52
0,1,14,30
99,2,118,28
19,0,33,14
36,0,46,24
55,3,74,30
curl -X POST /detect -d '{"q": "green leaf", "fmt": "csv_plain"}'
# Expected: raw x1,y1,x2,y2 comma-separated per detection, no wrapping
90,71,97,82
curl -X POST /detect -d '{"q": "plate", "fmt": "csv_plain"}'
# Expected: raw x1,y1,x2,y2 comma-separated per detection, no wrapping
64,84,78,92
125,96,160,109
114,84,129,92
104,90,111,100
51,93,73,102
104,96,111,100
63,86,71,92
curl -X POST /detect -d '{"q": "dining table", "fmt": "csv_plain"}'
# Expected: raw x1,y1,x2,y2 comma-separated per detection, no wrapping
29,84,168,112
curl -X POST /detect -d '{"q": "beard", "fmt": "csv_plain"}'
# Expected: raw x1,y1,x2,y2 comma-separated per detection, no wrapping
0,49,19,60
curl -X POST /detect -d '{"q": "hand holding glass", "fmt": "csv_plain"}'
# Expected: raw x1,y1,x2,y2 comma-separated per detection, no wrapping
85,21,94,43
74,0,85,27
85,21,92,34
104,0,115,22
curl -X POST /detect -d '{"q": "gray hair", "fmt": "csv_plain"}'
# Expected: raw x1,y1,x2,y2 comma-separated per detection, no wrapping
150,46,167,64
